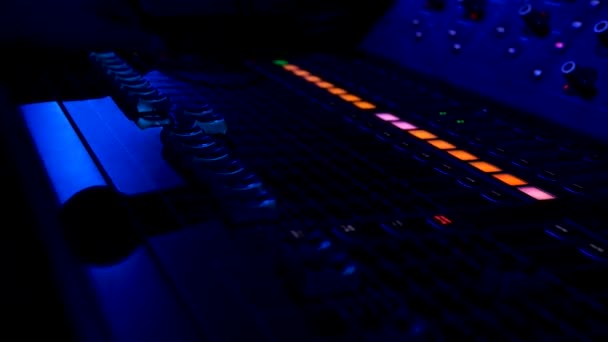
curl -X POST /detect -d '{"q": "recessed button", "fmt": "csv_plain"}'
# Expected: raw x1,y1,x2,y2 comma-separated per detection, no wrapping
538,169,559,182
481,190,509,203
545,223,584,241
457,176,480,188
564,183,585,194
434,163,455,175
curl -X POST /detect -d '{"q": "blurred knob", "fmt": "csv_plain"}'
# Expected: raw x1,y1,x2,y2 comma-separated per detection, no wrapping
519,4,550,37
561,61,598,98
425,0,445,10
595,20,608,45
462,0,486,20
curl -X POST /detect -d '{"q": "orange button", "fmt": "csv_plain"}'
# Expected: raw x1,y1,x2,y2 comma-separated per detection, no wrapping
328,88,347,95
293,70,310,76
340,94,362,102
427,139,456,150
353,101,376,110
315,81,334,88
448,150,478,161
283,64,299,71
304,76,321,82
493,173,527,186
408,130,437,140
469,161,502,173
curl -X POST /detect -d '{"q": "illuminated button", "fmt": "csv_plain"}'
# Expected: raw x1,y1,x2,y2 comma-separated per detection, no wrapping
427,139,456,150
453,43,462,52
555,41,565,50
375,113,400,121
448,150,478,161
293,70,310,76
448,29,457,37
409,130,437,140
273,60,289,66
508,47,517,55
304,76,322,82
469,161,502,173
572,21,583,29
283,64,299,71
412,19,421,25
493,173,527,186
518,186,556,200
315,81,334,88
340,94,362,102
354,101,376,110
328,88,347,95
415,31,423,39
496,26,506,34
590,0,600,7
391,121,417,130
533,69,543,78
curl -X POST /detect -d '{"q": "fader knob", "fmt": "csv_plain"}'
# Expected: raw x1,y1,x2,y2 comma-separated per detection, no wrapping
561,61,598,98
519,4,550,37
462,0,486,20
594,21,608,45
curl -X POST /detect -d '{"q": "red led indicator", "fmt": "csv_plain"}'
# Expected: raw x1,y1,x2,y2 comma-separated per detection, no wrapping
470,12,478,20
433,215,452,225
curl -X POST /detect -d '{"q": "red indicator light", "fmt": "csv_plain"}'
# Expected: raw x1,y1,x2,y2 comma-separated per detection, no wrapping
470,12,478,20
433,215,452,225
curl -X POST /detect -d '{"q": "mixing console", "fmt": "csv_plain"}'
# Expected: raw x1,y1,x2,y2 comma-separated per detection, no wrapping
362,0,608,142
5,0,608,341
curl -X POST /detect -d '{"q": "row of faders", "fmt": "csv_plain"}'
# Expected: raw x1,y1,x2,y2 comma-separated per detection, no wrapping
88,52,227,134
161,115,278,223
89,52,277,223
89,52,173,129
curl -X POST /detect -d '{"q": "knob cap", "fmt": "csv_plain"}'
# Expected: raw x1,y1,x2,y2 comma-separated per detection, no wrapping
561,61,598,98
594,20,608,45
462,0,486,20
425,0,445,10
519,4,550,37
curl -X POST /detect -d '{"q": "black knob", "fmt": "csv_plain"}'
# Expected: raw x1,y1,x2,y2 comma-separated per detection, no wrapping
519,4,550,37
594,20,608,45
425,0,445,10
462,0,486,20
561,61,598,98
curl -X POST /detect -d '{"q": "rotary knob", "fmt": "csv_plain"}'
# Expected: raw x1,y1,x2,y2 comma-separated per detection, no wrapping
519,4,550,37
561,61,598,98
595,20,608,46
425,0,445,11
462,0,486,20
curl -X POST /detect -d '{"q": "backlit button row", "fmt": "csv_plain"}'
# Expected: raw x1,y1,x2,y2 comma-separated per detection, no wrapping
373,111,555,200
273,60,556,201
274,60,376,110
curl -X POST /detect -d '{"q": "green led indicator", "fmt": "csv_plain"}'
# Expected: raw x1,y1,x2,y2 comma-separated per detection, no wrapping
456,119,465,124
273,60,289,66
439,111,447,116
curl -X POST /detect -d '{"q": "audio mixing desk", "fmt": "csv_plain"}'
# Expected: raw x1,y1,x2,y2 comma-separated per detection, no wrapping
3,0,608,340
